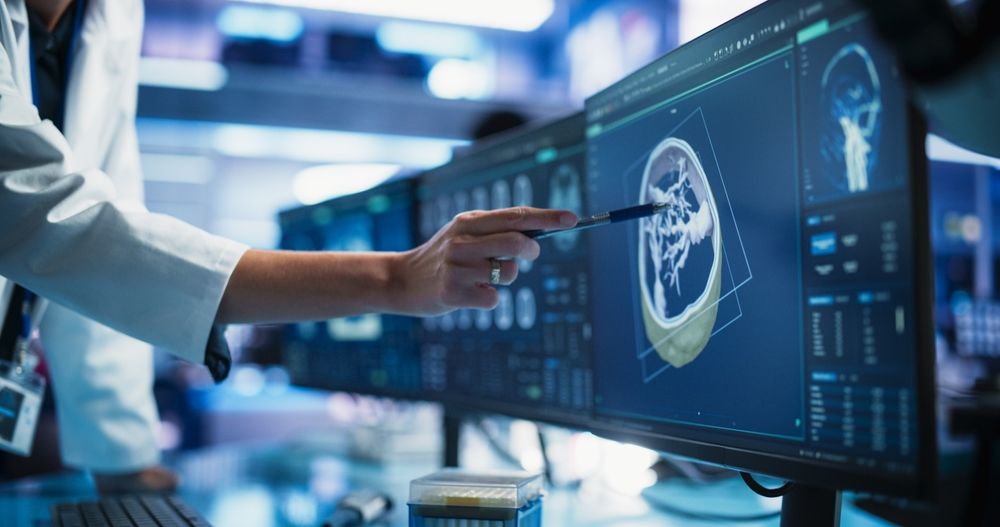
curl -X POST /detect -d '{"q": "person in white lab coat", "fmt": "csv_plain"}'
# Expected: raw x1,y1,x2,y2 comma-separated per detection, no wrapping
1,0,169,492
0,0,577,492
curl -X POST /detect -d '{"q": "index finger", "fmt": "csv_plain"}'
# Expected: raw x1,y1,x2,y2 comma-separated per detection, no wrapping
452,207,578,236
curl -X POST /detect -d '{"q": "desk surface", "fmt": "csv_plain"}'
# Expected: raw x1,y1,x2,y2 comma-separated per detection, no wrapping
0,443,892,526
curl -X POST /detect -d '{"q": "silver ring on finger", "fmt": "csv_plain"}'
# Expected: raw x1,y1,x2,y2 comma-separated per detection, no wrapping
489,258,502,285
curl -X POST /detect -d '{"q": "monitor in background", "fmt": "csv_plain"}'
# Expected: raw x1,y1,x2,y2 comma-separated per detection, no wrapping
928,157,1000,366
583,0,934,503
416,114,593,425
278,179,423,397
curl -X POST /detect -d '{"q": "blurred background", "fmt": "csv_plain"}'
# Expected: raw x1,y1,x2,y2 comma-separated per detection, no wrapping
135,0,775,248
3,0,999,519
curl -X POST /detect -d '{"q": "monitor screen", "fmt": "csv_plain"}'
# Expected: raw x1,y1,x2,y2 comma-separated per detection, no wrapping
928,158,1000,364
278,179,424,397
583,0,933,496
416,114,594,424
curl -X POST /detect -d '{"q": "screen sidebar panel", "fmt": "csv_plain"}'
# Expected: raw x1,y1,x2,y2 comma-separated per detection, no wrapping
584,0,933,497
279,180,425,399
416,114,595,425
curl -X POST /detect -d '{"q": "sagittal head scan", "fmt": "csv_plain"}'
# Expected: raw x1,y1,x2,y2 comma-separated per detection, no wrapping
821,43,882,194
638,137,722,368
548,164,583,252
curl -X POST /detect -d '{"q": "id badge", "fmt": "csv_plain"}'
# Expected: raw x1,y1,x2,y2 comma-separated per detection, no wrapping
0,359,45,456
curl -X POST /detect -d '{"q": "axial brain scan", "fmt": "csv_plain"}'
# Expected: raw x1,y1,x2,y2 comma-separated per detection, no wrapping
821,43,882,194
638,137,722,368
548,164,584,252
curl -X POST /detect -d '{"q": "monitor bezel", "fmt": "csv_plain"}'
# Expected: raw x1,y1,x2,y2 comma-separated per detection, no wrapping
580,0,938,496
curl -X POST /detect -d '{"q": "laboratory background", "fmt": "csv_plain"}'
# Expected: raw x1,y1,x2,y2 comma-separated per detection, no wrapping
1,0,999,526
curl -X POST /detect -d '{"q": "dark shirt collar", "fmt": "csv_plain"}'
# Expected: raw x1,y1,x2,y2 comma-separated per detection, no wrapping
26,1,78,130
27,1,78,52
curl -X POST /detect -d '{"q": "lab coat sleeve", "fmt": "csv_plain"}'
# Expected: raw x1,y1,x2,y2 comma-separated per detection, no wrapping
0,38,249,365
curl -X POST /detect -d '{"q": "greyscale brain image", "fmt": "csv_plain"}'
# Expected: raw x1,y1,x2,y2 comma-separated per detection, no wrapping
638,137,722,368
821,43,882,194
548,164,583,252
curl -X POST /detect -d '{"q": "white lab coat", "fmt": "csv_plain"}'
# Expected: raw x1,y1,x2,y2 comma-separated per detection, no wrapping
0,0,248,470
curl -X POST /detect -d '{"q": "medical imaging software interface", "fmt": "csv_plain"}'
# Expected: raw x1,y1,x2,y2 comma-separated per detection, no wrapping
417,115,594,420
280,181,422,396
585,1,921,477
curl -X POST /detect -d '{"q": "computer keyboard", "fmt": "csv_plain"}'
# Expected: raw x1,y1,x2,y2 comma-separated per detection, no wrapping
51,495,212,527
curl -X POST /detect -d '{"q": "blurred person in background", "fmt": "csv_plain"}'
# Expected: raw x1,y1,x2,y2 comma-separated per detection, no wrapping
471,110,528,142
0,0,575,493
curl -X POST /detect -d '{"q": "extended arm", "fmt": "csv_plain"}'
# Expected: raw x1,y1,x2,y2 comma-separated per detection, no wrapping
216,207,577,324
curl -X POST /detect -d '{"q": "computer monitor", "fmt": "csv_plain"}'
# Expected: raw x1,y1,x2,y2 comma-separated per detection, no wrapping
416,114,594,425
928,155,1000,365
583,0,934,500
278,179,424,398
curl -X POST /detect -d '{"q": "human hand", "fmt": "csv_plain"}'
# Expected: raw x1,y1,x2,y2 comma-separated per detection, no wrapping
390,207,578,315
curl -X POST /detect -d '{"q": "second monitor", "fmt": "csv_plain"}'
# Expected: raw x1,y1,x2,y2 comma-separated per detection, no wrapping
583,0,934,498
279,179,424,399
416,114,594,425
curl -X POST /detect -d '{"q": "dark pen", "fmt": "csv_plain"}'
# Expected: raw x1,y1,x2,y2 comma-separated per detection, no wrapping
524,202,670,240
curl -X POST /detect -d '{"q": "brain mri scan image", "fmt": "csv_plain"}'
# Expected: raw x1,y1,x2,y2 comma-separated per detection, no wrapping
513,174,536,272
472,186,490,211
515,287,537,330
475,308,492,331
453,190,470,215
548,164,584,252
492,180,512,210
495,288,514,330
513,174,533,207
638,137,722,368
821,43,882,194
456,308,473,330
440,311,455,332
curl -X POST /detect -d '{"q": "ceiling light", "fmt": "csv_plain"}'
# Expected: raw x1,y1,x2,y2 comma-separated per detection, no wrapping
136,119,465,168
139,58,228,91
241,0,555,32
427,58,493,100
292,163,401,205
217,5,305,42
376,21,483,57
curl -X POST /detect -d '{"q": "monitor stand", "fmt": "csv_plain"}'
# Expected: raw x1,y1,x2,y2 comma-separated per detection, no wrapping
442,409,462,468
780,483,841,527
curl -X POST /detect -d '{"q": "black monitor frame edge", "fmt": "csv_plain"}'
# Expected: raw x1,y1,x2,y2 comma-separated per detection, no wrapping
276,177,416,226
576,0,938,499
576,103,937,501
446,111,585,173
585,0,790,114
910,102,940,502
